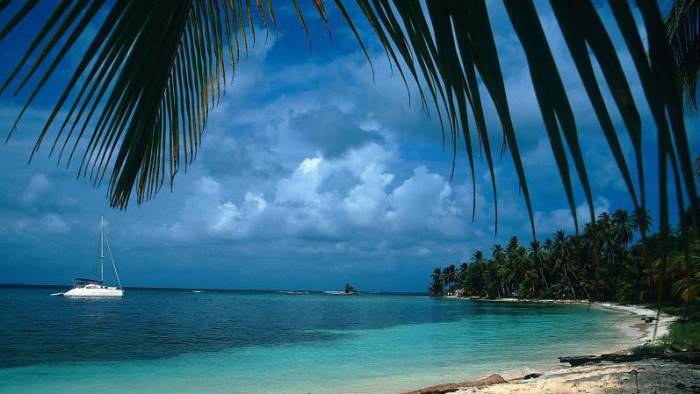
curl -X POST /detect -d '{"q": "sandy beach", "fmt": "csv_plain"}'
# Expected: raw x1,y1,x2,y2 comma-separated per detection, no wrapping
592,302,676,345
407,300,697,394
454,359,700,394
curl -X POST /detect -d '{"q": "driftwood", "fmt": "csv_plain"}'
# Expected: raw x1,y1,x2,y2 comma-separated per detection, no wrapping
559,354,643,366
559,352,700,367
403,374,507,394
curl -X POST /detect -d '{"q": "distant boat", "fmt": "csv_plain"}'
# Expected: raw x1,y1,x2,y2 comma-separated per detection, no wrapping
323,284,357,295
63,217,124,298
192,290,202,293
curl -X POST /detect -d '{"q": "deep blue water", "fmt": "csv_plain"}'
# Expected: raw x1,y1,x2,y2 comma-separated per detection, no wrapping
0,286,636,393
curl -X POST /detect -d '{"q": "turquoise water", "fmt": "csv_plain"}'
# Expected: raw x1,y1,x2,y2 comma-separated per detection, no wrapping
0,287,635,393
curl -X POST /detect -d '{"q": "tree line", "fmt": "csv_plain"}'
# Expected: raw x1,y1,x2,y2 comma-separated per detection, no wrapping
429,208,699,306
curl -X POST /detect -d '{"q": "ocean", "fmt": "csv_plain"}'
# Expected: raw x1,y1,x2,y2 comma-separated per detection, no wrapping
0,286,637,393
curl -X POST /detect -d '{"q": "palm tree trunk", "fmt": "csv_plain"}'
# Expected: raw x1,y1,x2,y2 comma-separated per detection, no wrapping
563,265,577,299
539,267,549,288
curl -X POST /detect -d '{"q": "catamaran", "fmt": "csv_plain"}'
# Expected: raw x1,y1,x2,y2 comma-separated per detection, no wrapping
63,216,124,297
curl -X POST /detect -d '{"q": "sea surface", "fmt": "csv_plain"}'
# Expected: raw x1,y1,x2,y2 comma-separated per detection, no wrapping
0,286,637,393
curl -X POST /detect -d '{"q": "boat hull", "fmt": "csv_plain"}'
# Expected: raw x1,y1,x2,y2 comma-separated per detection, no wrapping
63,287,124,297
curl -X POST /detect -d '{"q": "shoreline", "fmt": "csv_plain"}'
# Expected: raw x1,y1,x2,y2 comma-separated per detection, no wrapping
407,297,687,394
445,296,677,345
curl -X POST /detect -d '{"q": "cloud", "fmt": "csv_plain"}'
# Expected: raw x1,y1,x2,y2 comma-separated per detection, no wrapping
2,1,698,291
40,214,71,234
139,141,471,246
0,213,70,235
386,166,464,236
22,174,50,204
289,105,384,158
533,197,610,235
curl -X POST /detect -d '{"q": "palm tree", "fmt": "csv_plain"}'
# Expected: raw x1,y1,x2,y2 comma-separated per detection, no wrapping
583,221,603,299
429,267,444,296
632,208,653,238
0,0,694,237
597,212,616,266
521,268,541,299
551,230,577,299
669,228,700,314
482,260,499,298
462,251,488,296
505,237,521,296
633,208,654,300
442,264,458,294
613,209,634,247
491,244,508,296
529,240,549,290
567,235,591,300
433,203,698,311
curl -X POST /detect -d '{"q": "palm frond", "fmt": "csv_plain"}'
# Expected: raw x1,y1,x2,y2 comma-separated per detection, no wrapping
666,0,699,111
506,0,594,234
0,0,696,242
0,0,277,208
550,1,641,212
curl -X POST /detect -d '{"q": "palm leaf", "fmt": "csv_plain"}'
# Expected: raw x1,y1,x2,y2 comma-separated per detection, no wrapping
0,0,277,208
0,0,695,242
505,0,594,233
550,1,641,211
458,0,537,238
666,0,699,111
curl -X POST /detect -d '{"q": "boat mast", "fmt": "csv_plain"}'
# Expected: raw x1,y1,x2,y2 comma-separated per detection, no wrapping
100,216,104,284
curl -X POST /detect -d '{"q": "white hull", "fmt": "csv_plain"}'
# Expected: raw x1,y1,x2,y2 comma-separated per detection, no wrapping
59,217,124,298
64,287,124,297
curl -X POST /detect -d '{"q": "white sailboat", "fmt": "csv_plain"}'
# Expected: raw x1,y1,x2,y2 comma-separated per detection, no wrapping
64,216,124,297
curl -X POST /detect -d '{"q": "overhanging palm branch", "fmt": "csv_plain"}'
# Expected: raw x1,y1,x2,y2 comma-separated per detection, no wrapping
666,0,699,111
0,0,696,240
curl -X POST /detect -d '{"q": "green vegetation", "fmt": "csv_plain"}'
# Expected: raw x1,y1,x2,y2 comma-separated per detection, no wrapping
658,304,700,351
428,208,700,309
665,319,700,351
630,342,669,357
629,316,700,355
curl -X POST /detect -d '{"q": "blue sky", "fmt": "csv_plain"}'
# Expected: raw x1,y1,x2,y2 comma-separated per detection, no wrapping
0,1,697,292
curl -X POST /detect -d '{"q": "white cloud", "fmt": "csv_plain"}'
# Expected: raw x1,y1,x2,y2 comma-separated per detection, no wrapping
533,197,610,235
142,141,472,245
386,166,463,236
0,213,70,235
22,174,50,204
342,161,394,227
40,214,71,234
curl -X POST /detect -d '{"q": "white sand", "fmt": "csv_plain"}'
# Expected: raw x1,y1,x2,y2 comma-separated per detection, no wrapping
591,302,677,344
454,359,700,394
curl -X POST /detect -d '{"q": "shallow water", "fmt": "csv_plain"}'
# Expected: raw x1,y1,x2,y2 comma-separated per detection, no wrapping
0,286,636,393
